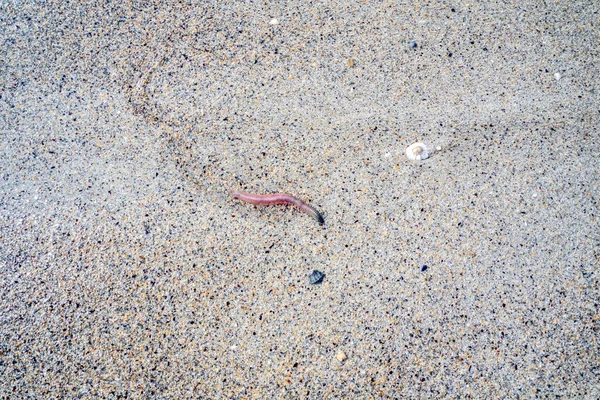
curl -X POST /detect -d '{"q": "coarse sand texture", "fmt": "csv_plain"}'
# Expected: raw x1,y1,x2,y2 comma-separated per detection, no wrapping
1,1,599,398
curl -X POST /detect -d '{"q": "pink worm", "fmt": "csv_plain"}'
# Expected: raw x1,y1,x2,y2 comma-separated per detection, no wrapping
232,191,324,225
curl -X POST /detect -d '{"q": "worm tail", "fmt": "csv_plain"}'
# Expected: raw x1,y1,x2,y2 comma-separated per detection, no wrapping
294,200,324,225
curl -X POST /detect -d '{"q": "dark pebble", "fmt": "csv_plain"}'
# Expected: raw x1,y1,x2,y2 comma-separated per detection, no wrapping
409,41,418,49
309,270,324,284
421,265,428,272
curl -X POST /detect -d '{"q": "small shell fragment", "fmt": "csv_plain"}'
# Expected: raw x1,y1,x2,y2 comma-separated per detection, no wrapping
336,350,347,362
309,270,324,284
406,142,430,160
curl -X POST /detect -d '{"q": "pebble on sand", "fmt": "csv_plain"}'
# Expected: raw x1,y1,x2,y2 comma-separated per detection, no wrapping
309,270,325,284
336,350,347,362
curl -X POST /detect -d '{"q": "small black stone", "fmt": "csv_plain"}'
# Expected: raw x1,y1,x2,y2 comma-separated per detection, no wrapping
409,41,418,49
309,270,324,284
421,265,428,272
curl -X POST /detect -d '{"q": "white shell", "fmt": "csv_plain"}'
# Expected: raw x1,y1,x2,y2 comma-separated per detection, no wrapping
406,142,430,160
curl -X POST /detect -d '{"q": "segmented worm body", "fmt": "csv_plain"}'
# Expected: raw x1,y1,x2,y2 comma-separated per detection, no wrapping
232,191,324,225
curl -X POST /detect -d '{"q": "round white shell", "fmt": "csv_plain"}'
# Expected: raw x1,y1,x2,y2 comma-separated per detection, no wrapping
406,142,430,160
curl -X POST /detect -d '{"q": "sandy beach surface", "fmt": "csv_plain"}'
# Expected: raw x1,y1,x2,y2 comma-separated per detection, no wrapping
1,1,599,397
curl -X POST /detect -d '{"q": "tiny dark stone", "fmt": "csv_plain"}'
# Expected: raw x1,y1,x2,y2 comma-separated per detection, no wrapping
409,41,418,49
309,270,324,284
421,265,428,272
